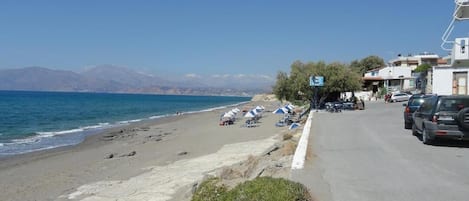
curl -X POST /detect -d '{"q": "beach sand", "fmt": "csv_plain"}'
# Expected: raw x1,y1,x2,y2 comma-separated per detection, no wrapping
0,99,298,201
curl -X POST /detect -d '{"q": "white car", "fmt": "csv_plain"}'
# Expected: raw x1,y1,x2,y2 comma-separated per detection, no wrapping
391,93,411,102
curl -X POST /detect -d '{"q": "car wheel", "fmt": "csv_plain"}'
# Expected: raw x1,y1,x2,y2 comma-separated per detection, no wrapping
422,128,433,145
405,121,412,129
457,108,469,130
411,123,418,136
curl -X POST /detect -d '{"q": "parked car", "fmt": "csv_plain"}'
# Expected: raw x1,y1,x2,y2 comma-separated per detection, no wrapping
412,95,469,144
403,94,435,129
390,93,411,102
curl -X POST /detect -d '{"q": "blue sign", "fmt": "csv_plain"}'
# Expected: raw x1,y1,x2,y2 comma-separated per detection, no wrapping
309,76,324,87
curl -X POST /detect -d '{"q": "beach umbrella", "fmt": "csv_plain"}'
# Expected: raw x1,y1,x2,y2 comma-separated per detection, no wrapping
283,105,293,112
273,107,288,114
255,106,264,112
289,123,301,130
230,109,239,114
244,110,256,118
251,109,259,116
223,112,234,118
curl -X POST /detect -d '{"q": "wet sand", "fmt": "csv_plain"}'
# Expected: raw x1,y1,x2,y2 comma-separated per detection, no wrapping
0,100,291,201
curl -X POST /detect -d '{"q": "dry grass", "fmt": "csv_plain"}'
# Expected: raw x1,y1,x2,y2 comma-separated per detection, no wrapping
300,118,307,124
219,167,243,180
283,133,293,141
242,155,260,178
281,141,297,156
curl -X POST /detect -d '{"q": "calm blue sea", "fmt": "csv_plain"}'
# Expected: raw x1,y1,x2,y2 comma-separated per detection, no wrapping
0,91,250,156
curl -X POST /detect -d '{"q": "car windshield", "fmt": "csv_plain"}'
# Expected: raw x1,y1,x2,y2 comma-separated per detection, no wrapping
439,98,469,112
409,98,425,106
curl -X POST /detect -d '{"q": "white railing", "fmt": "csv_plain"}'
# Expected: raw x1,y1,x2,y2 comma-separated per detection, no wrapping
455,0,469,20
441,0,469,51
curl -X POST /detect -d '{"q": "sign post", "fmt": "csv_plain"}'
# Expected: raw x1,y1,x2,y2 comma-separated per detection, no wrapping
309,76,324,112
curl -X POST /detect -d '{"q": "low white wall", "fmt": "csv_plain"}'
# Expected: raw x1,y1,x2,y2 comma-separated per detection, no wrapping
342,91,374,101
432,66,469,95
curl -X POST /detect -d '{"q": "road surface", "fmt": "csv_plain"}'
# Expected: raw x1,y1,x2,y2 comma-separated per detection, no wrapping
292,101,469,201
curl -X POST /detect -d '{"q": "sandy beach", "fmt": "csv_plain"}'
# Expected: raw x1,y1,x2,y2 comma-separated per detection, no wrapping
0,98,299,201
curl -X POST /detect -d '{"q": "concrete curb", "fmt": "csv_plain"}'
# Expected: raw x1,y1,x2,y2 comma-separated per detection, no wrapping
291,111,314,170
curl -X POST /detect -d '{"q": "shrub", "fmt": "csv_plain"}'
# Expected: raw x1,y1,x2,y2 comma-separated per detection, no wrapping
192,177,313,201
192,178,228,201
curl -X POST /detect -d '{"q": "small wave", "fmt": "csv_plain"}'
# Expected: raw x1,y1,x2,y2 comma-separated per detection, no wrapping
0,143,76,156
37,128,85,137
81,123,111,130
118,119,143,124
11,137,41,145
149,115,168,119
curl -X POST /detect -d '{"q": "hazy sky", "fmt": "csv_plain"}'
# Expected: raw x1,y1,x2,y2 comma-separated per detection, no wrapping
0,1,465,78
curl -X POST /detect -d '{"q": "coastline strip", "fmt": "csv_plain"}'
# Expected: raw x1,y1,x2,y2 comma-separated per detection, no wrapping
0,100,249,157
291,111,314,170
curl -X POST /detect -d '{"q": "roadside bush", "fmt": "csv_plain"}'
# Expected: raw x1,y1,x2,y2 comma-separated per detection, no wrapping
192,177,228,201
192,177,313,201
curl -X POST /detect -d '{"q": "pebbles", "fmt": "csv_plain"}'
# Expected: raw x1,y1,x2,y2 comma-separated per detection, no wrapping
102,125,175,160
105,151,137,159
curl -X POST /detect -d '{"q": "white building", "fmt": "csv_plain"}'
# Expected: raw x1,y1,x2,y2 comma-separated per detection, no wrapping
433,1,469,95
363,66,413,93
433,65,468,95
389,52,441,70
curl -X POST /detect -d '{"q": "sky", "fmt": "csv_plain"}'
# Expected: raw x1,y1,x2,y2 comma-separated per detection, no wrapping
0,0,466,79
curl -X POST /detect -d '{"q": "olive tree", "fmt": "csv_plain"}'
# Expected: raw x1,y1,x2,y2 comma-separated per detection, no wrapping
273,60,362,104
350,55,385,76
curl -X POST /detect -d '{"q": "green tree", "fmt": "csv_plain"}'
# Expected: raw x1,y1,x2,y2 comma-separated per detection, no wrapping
272,60,362,104
350,55,385,76
272,71,290,101
317,62,362,102
414,63,431,73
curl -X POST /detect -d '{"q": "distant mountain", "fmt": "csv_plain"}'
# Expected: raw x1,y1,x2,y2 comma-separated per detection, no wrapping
81,65,172,88
0,66,273,96
180,74,274,91
0,67,126,92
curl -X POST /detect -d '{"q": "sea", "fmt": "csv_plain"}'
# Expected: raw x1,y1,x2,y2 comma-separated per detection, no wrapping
0,91,251,156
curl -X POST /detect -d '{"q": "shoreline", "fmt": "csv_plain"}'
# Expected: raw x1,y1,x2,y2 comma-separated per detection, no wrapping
0,99,251,158
0,98,289,201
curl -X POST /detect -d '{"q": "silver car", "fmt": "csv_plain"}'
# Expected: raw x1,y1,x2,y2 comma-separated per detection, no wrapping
391,93,410,102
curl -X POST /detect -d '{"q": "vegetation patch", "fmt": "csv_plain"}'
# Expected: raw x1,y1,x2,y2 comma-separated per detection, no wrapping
192,177,228,201
281,141,297,156
282,133,293,141
192,177,313,201
273,56,385,103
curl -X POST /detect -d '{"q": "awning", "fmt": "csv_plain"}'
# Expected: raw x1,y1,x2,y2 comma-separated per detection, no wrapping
363,77,384,81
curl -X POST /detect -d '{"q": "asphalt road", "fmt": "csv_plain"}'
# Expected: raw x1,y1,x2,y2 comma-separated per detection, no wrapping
292,101,469,201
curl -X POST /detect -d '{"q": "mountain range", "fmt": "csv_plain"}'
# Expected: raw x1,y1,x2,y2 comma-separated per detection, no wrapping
0,65,274,96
